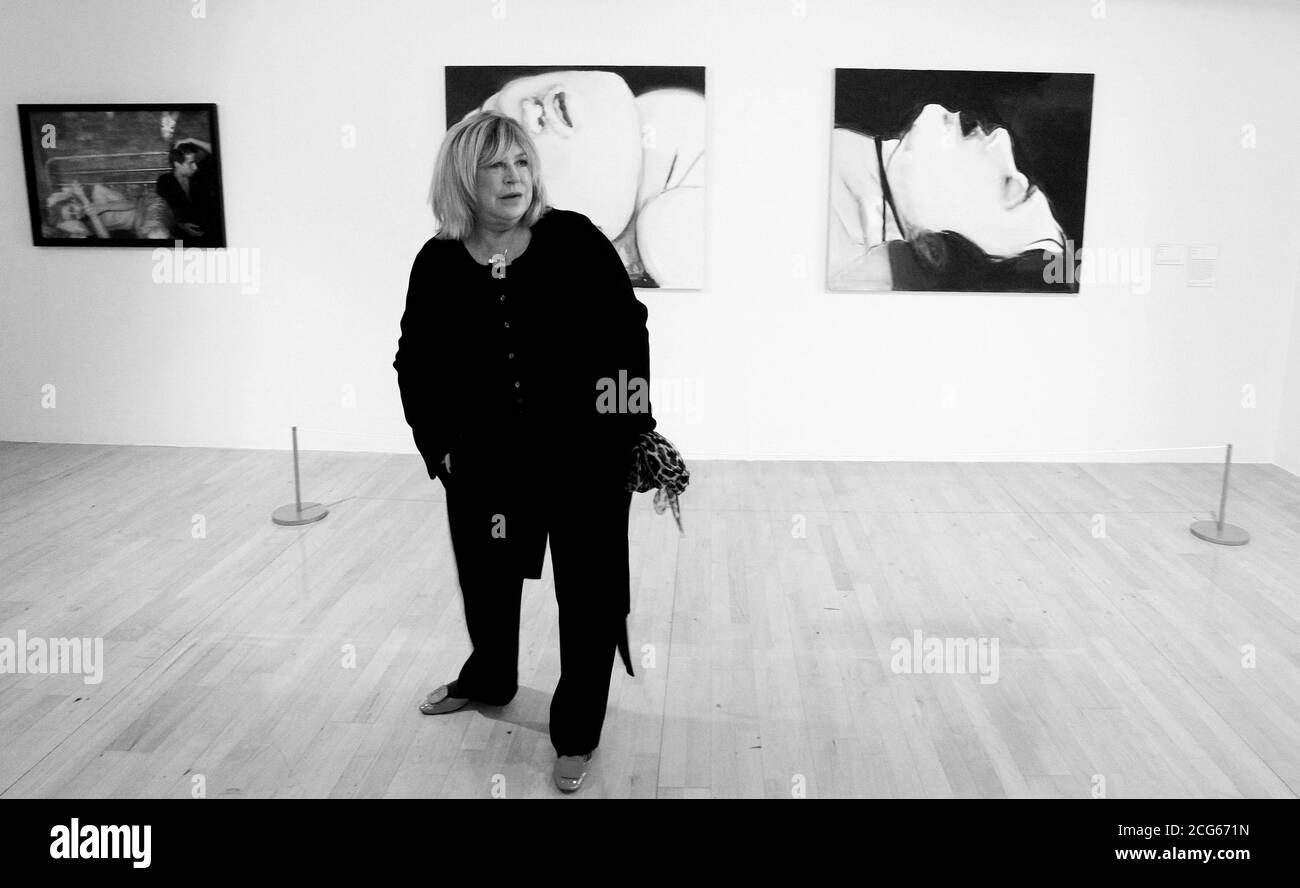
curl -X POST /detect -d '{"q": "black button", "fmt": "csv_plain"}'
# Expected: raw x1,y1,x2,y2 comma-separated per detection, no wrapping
499,294,506,302
508,352,514,359
514,381,521,388
503,321,510,328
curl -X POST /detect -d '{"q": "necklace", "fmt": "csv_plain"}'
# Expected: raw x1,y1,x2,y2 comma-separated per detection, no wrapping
471,227,526,279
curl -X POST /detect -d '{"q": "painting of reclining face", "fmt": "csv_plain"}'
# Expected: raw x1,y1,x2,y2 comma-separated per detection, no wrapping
827,69,1093,293
446,66,706,290
19,104,226,248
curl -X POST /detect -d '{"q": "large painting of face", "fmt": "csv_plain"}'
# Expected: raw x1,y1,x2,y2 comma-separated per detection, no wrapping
446,66,706,290
827,70,1094,293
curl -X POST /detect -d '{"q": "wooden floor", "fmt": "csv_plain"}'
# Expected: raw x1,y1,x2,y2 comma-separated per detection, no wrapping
1,440,1298,798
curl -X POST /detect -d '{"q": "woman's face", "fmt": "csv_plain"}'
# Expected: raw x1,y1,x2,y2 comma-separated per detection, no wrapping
474,145,533,228
887,103,1064,256
60,198,85,221
479,70,641,237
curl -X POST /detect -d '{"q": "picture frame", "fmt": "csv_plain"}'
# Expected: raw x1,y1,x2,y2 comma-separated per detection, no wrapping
446,66,706,289
827,70,1094,293
18,103,226,248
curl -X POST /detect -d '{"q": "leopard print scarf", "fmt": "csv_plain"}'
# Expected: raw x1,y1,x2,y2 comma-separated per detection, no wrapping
626,431,690,533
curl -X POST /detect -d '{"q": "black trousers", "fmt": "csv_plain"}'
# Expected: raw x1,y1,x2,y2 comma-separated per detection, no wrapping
444,480,633,757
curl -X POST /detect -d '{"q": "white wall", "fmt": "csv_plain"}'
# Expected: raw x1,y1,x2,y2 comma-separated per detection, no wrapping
2,0,1298,468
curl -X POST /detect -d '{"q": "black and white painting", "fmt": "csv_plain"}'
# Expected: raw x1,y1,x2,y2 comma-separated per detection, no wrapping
19,104,226,248
827,70,1093,293
446,66,705,289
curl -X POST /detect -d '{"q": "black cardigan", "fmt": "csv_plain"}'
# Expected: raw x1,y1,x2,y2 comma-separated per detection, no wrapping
394,207,656,487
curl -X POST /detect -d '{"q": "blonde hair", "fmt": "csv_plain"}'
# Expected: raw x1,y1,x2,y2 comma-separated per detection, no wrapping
429,110,549,240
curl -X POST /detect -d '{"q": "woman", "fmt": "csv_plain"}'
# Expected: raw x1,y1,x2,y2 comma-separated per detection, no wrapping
44,181,172,240
394,110,655,794
828,103,1075,292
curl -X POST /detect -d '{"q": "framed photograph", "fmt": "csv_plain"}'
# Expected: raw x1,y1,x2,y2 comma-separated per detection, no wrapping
446,66,706,290
18,103,226,248
827,70,1094,293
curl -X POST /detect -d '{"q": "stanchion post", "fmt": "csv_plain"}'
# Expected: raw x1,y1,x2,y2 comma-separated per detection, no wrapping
1189,442,1249,546
293,426,302,509
1215,442,1231,535
272,425,329,526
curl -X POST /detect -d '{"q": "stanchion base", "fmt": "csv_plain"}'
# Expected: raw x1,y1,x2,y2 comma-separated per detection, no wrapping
272,502,329,526
1189,520,1249,546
